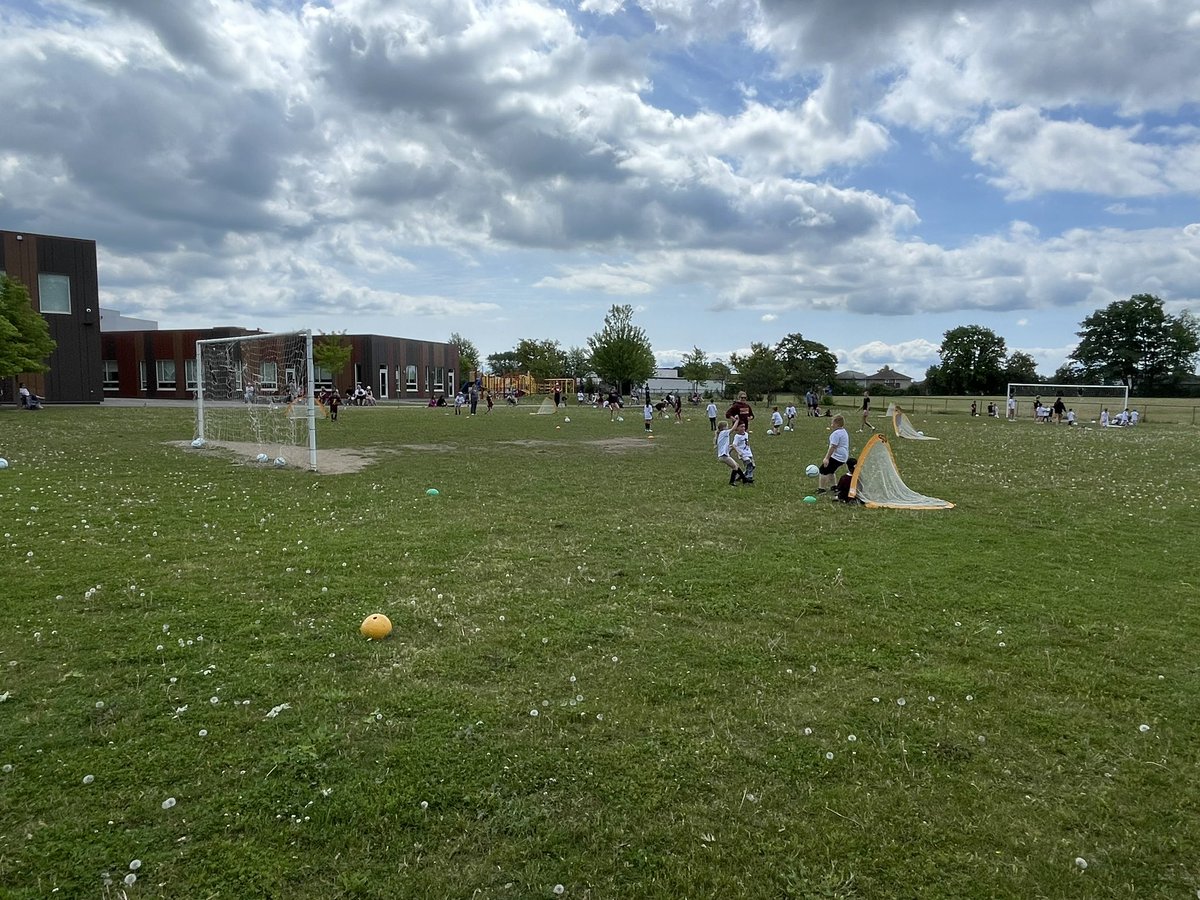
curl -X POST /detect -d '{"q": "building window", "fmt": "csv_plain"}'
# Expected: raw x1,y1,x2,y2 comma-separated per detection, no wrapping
185,358,198,392
315,365,333,390
139,361,147,391
38,273,71,314
435,366,444,390
405,365,418,390
260,361,278,392
156,359,177,390
103,360,119,392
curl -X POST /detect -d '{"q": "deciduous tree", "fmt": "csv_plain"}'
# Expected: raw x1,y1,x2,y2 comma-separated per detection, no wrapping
1003,351,1040,384
587,304,656,396
448,332,480,379
1068,294,1200,392
515,338,567,381
730,342,784,403
487,350,522,374
677,346,711,389
0,276,57,379
935,325,1008,393
313,331,352,385
774,333,837,394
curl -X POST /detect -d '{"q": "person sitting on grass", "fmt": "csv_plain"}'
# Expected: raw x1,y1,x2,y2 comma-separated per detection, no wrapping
835,457,859,503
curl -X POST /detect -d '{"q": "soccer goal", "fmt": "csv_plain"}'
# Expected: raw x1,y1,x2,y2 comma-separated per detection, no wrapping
195,330,318,470
1006,382,1129,421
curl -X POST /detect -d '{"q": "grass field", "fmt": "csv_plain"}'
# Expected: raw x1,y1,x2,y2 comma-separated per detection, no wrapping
1,400,1198,899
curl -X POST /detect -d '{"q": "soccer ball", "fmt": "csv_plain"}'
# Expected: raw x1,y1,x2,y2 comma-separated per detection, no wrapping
426,488,440,496
784,426,792,432
0,458,8,469
805,464,819,477
617,416,624,422
273,457,287,467
191,437,205,448
803,495,818,504
360,614,392,640
256,453,270,463
563,417,570,423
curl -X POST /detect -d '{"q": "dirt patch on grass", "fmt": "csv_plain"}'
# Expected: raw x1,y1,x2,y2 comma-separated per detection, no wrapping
171,440,376,475
588,437,657,452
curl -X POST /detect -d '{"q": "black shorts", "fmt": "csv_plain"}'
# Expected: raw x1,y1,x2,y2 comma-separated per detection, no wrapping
819,458,846,476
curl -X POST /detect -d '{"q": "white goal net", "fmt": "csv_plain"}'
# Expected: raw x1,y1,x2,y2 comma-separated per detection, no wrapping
1006,382,1129,422
195,330,318,470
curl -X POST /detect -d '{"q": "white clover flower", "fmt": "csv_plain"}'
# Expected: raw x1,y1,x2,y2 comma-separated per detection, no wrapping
1074,857,1087,870
529,709,539,717
553,885,565,896
1139,724,1150,733
198,729,208,737
83,774,95,784
419,800,429,810
825,751,834,760
161,797,176,809
896,698,906,706
124,873,137,886
803,727,813,735
847,735,857,742
129,859,141,871
1,764,11,773
210,696,219,705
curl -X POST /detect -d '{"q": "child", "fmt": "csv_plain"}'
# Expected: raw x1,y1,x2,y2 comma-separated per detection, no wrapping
769,406,784,435
454,391,465,415
715,422,744,485
732,421,755,484
784,403,797,429
835,457,858,503
860,391,874,431
1066,408,1076,426
706,400,718,430
643,399,654,432
817,415,850,494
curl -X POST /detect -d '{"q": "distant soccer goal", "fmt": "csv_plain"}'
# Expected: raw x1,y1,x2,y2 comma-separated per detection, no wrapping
195,330,318,470
1006,382,1129,421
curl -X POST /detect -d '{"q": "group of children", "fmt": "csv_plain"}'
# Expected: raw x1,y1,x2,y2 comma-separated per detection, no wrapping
714,412,858,501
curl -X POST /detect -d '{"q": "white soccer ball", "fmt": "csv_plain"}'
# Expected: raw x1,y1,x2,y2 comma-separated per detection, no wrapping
255,453,270,463
805,464,820,477
617,416,624,422
273,457,287,468
563,417,570,423
190,437,205,448
0,458,8,469
784,426,792,432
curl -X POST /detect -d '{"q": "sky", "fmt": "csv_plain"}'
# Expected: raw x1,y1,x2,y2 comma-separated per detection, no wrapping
2,0,1199,379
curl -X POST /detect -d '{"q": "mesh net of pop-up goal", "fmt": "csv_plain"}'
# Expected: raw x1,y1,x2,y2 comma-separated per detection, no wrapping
194,330,318,470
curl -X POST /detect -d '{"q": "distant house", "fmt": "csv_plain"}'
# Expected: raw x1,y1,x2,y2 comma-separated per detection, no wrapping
836,370,870,384
863,367,914,390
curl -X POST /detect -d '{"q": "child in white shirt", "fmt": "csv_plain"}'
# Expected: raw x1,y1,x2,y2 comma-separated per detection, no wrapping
784,404,797,429
732,422,755,483
643,401,654,432
769,407,784,435
715,422,744,485
818,415,850,494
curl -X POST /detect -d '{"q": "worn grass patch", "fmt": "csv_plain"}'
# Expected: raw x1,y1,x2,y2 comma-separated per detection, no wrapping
1,402,1197,898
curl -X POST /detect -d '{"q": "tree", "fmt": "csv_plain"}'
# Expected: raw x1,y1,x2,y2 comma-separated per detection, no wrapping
730,342,785,403
677,346,711,389
514,338,567,381
1068,294,1200,393
708,360,732,394
313,331,352,385
563,346,591,380
587,304,656,396
774,332,837,394
0,275,57,379
936,325,1008,394
486,350,522,374
1003,351,1040,384
448,332,480,379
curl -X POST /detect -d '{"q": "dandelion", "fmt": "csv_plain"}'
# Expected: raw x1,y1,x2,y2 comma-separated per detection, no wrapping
161,797,176,809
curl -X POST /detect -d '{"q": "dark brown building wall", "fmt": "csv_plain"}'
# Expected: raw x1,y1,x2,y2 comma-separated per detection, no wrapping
1,230,103,403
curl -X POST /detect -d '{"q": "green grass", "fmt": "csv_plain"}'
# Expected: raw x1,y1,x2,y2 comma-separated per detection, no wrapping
1,402,1198,899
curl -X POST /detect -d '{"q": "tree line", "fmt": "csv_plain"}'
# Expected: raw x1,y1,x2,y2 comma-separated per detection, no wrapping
443,293,1198,401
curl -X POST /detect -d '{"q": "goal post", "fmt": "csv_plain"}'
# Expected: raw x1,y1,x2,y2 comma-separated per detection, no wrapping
195,330,318,471
1005,382,1129,421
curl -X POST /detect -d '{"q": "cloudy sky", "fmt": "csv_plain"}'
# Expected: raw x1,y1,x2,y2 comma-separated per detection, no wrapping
2,0,1199,378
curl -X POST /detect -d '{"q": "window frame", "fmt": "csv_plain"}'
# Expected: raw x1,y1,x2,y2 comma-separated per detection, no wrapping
38,273,71,315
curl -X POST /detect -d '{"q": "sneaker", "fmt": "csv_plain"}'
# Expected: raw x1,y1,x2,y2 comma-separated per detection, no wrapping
816,488,829,494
